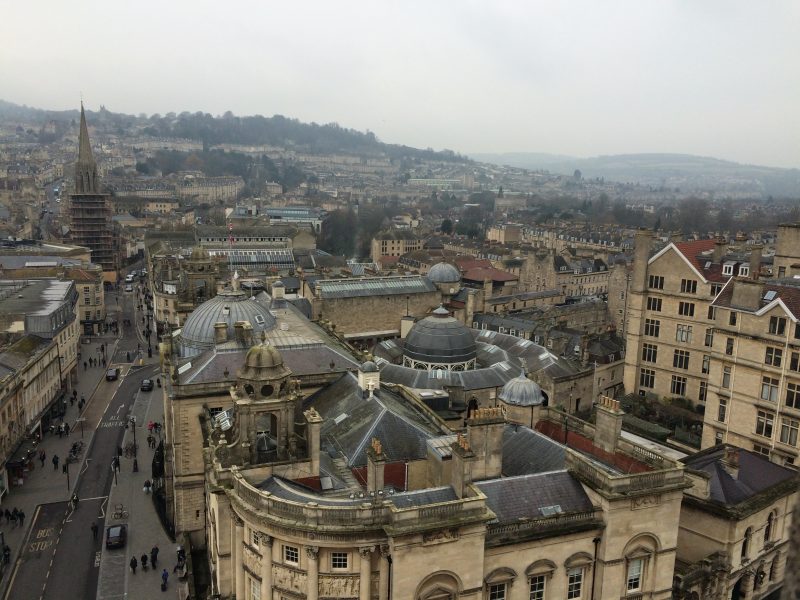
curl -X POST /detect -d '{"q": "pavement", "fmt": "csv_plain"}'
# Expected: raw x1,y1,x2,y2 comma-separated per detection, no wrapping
0,270,168,600
96,369,175,600
0,336,120,600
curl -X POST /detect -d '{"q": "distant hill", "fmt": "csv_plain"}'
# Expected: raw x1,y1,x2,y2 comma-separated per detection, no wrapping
0,99,468,164
472,151,800,197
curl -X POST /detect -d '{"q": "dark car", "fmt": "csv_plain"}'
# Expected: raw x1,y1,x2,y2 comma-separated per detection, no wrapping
106,367,120,381
140,379,154,392
105,524,127,549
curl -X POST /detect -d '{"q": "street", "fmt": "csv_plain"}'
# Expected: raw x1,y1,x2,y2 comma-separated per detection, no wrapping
2,267,160,600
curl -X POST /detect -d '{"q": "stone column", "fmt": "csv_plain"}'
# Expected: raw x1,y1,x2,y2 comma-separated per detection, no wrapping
359,547,373,600
306,545,319,600
378,545,390,600
233,514,245,600
260,535,273,600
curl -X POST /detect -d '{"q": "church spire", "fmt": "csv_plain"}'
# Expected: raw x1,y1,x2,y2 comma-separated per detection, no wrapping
74,102,99,194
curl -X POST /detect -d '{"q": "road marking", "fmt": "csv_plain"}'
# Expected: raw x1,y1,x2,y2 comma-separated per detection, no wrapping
116,404,125,414
94,551,101,568
2,504,42,600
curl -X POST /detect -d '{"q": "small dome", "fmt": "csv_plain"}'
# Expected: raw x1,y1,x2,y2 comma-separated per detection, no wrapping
361,360,379,372
245,342,284,369
404,308,477,366
190,245,210,261
498,375,544,407
427,262,461,284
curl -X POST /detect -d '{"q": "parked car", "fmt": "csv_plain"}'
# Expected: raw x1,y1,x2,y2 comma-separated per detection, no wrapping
106,367,120,381
105,524,127,549
124,284,133,292
125,274,134,283
140,379,154,392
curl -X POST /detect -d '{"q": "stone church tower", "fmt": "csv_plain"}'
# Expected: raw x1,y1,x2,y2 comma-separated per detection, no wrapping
69,103,116,275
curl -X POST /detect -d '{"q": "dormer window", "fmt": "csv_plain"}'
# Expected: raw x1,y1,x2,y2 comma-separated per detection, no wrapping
739,265,749,277
723,262,735,276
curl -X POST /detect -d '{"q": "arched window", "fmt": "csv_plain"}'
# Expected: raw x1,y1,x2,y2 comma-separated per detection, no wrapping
765,511,777,544
742,527,752,560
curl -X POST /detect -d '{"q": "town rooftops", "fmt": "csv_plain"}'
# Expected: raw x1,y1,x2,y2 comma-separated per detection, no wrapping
712,279,800,319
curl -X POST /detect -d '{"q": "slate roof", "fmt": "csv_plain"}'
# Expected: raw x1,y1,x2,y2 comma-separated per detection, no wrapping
462,266,518,283
502,425,566,476
305,373,444,467
476,471,593,524
682,445,797,505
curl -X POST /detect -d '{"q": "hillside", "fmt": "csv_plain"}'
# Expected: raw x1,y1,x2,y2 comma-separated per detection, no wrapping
0,99,468,163
472,152,800,197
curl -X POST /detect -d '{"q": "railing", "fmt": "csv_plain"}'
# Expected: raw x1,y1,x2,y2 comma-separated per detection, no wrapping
566,451,685,495
233,475,488,530
488,508,601,537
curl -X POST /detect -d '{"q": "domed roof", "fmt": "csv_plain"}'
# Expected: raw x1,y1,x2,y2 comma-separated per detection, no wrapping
189,245,210,261
361,360,379,372
427,262,461,284
238,336,290,383
498,375,544,406
178,290,277,356
403,307,477,366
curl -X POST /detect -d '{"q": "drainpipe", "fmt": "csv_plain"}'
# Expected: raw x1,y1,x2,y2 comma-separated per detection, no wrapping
591,536,601,600
387,555,393,599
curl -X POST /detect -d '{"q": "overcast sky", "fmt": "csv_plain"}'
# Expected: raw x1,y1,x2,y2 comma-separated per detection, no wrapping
4,1,799,167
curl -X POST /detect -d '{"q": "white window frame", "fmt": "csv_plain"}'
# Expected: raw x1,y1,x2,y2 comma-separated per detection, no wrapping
626,557,643,592
331,551,348,570
567,567,584,599
283,545,299,565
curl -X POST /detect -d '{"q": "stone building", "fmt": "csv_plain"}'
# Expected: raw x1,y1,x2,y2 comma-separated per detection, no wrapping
622,231,749,407
370,231,423,265
674,445,797,600
774,223,800,280
701,277,800,466
300,276,442,346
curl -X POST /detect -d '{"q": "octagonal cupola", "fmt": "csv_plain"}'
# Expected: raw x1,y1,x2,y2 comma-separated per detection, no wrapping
237,332,292,399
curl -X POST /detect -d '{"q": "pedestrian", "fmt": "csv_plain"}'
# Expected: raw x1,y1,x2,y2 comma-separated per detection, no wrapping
3,509,10,524
91,522,98,539
18,510,24,527
69,395,74,406
64,423,70,436
161,569,169,589
150,545,159,568
39,449,46,467
147,434,154,449
141,553,148,571
83,361,87,371
52,454,59,470
81,395,85,405
58,423,63,438
102,358,106,367
10,509,17,528
130,556,137,574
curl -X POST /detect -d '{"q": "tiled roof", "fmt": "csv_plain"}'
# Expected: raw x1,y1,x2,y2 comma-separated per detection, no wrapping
712,280,800,319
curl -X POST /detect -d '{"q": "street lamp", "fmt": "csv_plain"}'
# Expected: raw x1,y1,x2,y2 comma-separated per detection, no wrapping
129,415,137,456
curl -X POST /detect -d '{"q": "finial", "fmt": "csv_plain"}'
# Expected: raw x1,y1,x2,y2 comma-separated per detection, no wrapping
260,330,267,344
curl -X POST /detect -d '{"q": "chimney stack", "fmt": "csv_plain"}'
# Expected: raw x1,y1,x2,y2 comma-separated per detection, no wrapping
749,244,762,280
713,236,727,264
631,229,654,294
366,437,386,493
304,408,323,476
722,446,740,479
450,433,476,499
594,395,623,454
214,322,228,344
466,407,505,481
